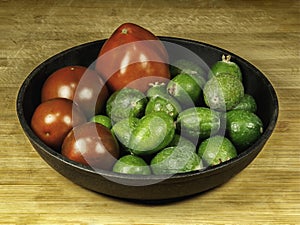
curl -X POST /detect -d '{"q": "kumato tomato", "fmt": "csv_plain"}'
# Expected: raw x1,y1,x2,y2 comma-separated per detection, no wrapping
61,122,120,170
31,98,87,151
96,23,170,92
41,66,109,118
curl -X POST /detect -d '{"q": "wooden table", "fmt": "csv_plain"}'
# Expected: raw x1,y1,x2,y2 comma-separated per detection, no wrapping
1,0,299,224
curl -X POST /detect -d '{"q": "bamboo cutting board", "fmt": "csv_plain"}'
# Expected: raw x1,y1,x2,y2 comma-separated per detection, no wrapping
0,0,299,224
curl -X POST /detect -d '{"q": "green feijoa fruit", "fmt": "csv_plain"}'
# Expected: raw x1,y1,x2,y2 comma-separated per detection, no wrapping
167,73,205,106
169,59,205,78
208,55,242,81
145,96,181,119
146,82,168,99
89,115,112,129
106,88,147,123
113,155,151,175
176,107,220,139
151,146,202,175
168,134,197,152
129,112,175,156
203,73,244,111
226,110,264,150
198,135,237,166
111,117,140,150
232,94,257,113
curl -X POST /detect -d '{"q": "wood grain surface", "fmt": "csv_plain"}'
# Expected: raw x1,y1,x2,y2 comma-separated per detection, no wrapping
1,0,299,224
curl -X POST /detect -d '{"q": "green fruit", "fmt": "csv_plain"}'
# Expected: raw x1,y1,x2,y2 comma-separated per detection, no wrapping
176,107,220,139
151,146,202,175
198,135,237,166
232,94,257,113
209,55,242,81
106,88,147,123
168,134,196,152
111,117,140,150
89,115,112,129
167,73,205,106
226,110,264,150
145,96,181,119
128,112,175,156
170,59,205,78
113,155,151,175
203,73,244,111
146,82,168,99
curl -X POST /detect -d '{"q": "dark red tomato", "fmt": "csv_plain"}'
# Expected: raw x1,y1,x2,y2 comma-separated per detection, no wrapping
31,98,87,151
41,66,109,118
96,23,170,93
61,122,120,170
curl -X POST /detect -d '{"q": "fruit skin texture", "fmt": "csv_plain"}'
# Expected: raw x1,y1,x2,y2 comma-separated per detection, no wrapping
31,98,87,151
113,155,151,175
151,146,202,175
226,110,264,150
128,112,175,156
176,107,220,139
96,23,170,92
232,94,257,113
204,73,244,111
198,135,237,166
61,122,120,170
145,96,181,119
41,66,109,118
111,117,140,151
106,88,147,124
208,55,242,81
167,73,205,106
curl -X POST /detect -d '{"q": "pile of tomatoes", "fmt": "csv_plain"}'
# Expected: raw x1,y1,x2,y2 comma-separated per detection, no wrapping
31,23,171,170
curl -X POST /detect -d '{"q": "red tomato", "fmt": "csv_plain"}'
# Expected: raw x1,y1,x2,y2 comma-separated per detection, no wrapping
31,98,87,151
61,122,120,170
96,23,170,92
41,66,109,118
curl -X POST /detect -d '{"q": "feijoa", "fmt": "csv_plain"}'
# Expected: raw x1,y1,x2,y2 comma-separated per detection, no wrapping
208,55,242,81
106,88,147,123
111,117,140,151
176,107,220,139
203,73,244,111
128,112,175,156
226,110,263,150
167,73,205,106
151,146,202,175
145,95,181,119
232,94,257,113
168,134,197,152
112,155,151,175
146,82,168,99
198,135,237,166
89,115,112,129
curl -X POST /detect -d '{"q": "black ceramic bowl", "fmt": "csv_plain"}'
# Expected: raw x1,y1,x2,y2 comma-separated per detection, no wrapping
16,37,278,201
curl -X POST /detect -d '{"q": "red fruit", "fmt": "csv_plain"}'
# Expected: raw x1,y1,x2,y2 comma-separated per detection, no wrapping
31,98,87,151
96,23,170,92
61,122,120,170
41,66,109,118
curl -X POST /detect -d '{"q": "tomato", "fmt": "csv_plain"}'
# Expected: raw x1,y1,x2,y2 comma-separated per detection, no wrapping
31,98,87,151
96,23,170,93
41,66,109,118
61,122,120,170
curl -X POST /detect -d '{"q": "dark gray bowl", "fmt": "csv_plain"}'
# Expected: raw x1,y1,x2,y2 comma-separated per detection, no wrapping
16,37,278,202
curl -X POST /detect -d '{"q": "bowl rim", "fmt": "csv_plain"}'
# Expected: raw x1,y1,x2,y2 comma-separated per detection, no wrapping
16,36,279,182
